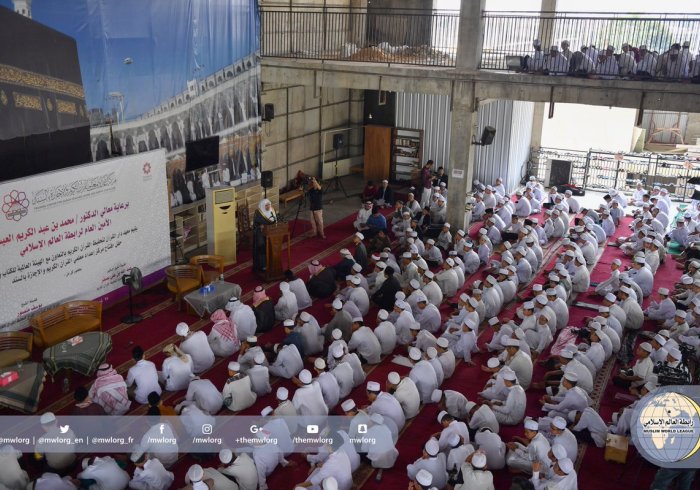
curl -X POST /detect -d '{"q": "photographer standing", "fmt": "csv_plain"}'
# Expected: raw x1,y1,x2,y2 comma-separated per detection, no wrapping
308,177,325,239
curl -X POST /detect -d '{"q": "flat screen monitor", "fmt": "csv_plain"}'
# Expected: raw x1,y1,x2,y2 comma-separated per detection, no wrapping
185,136,220,171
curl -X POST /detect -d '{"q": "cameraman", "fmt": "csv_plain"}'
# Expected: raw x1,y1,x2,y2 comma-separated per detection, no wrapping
308,176,325,239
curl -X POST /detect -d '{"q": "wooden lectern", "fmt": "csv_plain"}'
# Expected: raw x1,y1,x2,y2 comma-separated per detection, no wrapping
259,222,291,281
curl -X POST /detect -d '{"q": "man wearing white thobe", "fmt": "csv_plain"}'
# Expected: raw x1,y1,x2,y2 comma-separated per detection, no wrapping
408,348,438,404
78,456,131,490
406,439,448,490
219,451,258,490
571,407,608,448
126,350,161,405
269,343,303,379
292,369,329,427
287,276,312,310
374,310,397,355
388,372,420,419
222,362,257,413
177,323,215,375
488,372,526,426
176,377,224,415
367,382,406,431
347,277,370,315
128,457,174,490
248,355,272,396
348,323,382,364
274,282,299,321
506,419,551,474
226,298,257,341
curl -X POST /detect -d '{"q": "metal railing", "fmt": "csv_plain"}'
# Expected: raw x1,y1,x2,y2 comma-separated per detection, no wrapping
529,147,700,202
260,5,459,66
481,11,700,80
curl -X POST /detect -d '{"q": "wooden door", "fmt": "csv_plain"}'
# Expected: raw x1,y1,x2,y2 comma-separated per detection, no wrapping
363,125,392,182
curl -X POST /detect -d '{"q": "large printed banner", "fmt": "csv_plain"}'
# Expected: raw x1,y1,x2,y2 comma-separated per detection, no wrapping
0,150,170,331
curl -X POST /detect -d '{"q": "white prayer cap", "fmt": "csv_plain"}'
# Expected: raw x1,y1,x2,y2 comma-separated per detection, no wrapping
426,238,435,245
355,232,365,240
395,292,406,301
589,321,601,331
533,284,543,292
555,263,565,271
339,248,351,257
299,369,313,384
459,292,469,303
402,252,412,259
261,406,273,417
503,242,512,250
332,298,343,310
437,410,448,423
444,222,451,228
487,357,500,368
552,416,567,430
350,276,361,285
376,262,386,270
563,371,578,383
410,279,421,290
409,347,422,361
515,190,523,196
619,286,632,295
254,353,266,364
219,448,233,464
371,254,381,261
176,322,190,337
187,464,204,482
446,258,455,267
505,338,520,347
546,288,557,296
283,319,295,327
341,399,356,412
480,226,489,234
605,293,617,302
332,329,343,340
536,295,548,306
486,275,498,285
488,317,500,326
470,451,487,469
634,256,645,264
565,250,575,258
682,276,694,285
277,387,289,400
437,337,449,348
691,260,700,268
228,361,240,371
427,347,438,359
467,297,478,308
676,310,687,319
332,344,345,358
668,347,682,360
322,477,338,490
524,418,539,431
416,469,433,486
558,458,574,475
503,371,517,383
300,311,312,322
352,263,363,273
524,301,535,309
367,381,381,392
549,273,559,281
388,371,401,385
314,358,326,370
552,443,567,461
395,300,409,311
378,309,389,320
659,329,671,337
457,229,466,236
40,412,56,424
424,270,435,279
639,342,652,353
425,438,440,456
463,241,473,248
559,350,574,359
612,259,621,266
409,244,418,253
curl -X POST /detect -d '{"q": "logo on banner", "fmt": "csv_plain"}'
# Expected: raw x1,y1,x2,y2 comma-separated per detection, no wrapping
142,162,153,182
2,190,29,221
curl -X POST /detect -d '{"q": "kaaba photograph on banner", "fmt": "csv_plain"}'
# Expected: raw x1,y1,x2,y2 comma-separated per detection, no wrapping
0,0,262,187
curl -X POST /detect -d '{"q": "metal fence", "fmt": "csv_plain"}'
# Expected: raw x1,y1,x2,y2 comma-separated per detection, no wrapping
529,147,700,202
260,5,459,66
481,11,700,80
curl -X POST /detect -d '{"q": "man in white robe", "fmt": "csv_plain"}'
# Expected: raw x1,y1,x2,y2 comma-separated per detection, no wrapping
247,353,272,396
506,418,551,474
269,343,303,379
225,297,257,342
374,309,397,355
274,282,299,321
367,380,406,430
486,371,526,426
348,321,382,364
292,369,329,427
387,371,420,419
285,271,312,310
221,362,256,412
406,439,448,490
177,322,215,374
296,311,324,355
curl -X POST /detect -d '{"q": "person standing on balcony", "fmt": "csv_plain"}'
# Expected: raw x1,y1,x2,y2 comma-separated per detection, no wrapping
526,39,545,73
662,44,690,79
560,40,572,60
569,46,596,76
618,43,637,77
636,45,658,79
596,45,620,79
588,43,600,62
420,160,434,209
545,45,568,75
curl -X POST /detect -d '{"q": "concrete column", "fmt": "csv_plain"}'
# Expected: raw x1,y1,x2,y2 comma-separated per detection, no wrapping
530,102,546,150
537,0,558,51
446,81,478,229
456,0,486,70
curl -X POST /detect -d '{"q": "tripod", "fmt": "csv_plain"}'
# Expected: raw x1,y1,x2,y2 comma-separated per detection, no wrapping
290,186,307,239
323,147,349,197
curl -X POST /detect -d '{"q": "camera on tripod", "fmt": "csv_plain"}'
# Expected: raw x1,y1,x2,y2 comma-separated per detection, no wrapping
653,361,691,386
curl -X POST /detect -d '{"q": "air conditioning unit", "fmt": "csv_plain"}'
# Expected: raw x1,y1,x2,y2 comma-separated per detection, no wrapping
544,159,573,187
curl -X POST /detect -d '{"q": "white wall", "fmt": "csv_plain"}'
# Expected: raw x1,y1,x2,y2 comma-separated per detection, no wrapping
540,103,637,152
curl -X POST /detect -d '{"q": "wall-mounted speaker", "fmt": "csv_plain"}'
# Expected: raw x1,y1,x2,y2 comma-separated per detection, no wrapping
263,103,275,122
333,133,345,150
472,126,497,146
261,170,273,188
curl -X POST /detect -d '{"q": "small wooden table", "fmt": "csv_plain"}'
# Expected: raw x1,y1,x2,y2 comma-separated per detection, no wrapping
0,362,46,413
43,332,112,377
280,188,304,208
185,281,242,317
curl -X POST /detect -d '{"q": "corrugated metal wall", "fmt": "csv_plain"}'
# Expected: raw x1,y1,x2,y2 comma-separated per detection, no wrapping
396,94,534,194
474,99,534,194
641,110,688,145
396,92,452,169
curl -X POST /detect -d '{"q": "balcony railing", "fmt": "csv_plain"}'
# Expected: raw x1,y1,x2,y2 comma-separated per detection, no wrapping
481,11,700,80
260,5,459,67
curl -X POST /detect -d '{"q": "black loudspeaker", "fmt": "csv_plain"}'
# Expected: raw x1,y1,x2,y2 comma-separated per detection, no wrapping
263,103,275,122
261,170,273,188
480,126,497,146
333,133,345,150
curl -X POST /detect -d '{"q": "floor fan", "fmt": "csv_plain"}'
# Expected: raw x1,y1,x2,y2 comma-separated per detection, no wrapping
121,267,144,324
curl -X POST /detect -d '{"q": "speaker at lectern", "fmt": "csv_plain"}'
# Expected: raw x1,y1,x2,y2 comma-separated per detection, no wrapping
206,186,237,264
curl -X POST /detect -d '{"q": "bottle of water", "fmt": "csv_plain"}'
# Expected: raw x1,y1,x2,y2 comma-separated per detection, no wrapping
62,378,70,394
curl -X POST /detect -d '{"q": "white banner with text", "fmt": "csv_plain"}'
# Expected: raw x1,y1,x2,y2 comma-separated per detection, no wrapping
0,150,170,331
